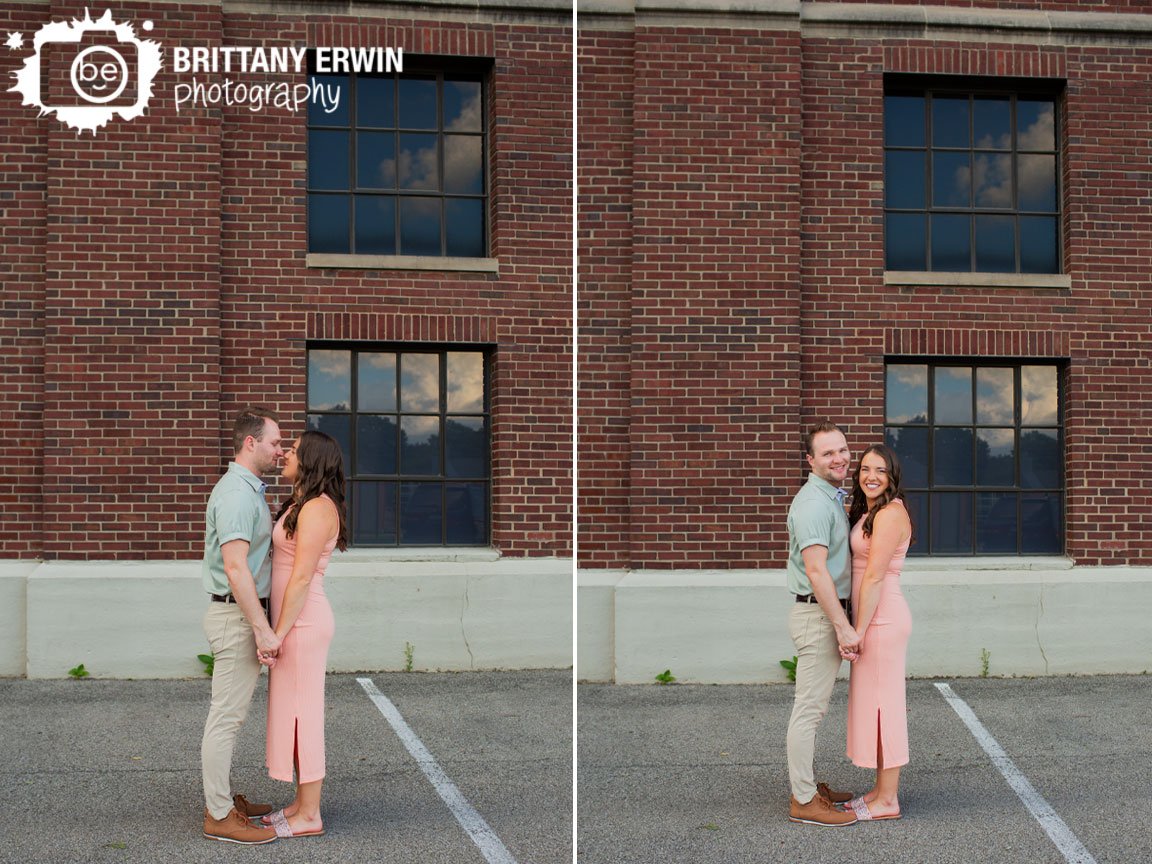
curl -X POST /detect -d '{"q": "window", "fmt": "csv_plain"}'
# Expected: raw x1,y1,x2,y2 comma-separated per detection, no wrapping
306,346,491,546
884,77,1061,274
884,361,1063,555
307,61,488,257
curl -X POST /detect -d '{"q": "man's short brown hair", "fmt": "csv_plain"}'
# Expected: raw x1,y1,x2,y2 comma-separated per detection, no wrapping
232,406,279,453
804,421,844,456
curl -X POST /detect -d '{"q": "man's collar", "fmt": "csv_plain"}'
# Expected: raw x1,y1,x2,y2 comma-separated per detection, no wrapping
807,472,846,501
227,462,267,493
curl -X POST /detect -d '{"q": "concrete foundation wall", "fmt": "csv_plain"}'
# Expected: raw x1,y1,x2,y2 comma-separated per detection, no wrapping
577,561,1152,683
4,556,572,679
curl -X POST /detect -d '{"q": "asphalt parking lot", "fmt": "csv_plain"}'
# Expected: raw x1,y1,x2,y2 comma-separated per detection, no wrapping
0,670,571,864
577,675,1152,864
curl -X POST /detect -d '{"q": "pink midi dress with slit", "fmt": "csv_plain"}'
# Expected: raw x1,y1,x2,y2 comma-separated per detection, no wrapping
847,499,912,769
266,498,336,784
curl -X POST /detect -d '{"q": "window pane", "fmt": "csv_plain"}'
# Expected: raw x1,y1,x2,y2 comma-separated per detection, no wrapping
932,95,970,147
444,81,482,132
930,213,971,272
1022,492,1061,553
358,353,397,412
976,492,1017,553
357,76,395,128
974,97,1011,150
934,428,974,486
400,198,442,256
308,75,349,126
886,365,928,424
401,482,442,544
1021,366,1058,425
975,215,1015,273
1020,429,1061,488
447,352,485,412
309,130,350,190
444,136,483,195
445,417,487,478
932,492,973,553
885,95,925,147
306,413,351,476
446,482,487,544
1020,216,1058,273
446,199,485,258
308,194,350,254
885,151,925,209
401,353,439,412
356,132,396,189
973,153,1013,208
401,416,440,475
353,481,397,545
885,214,926,271
976,428,1015,486
398,134,439,191
308,349,351,410
398,78,437,129
1018,154,1056,211
1018,100,1056,151
976,367,1014,425
935,367,973,424
355,415,398,475
904,491,927,555
932,151,971,207
354,196,396,255
886,427,928,488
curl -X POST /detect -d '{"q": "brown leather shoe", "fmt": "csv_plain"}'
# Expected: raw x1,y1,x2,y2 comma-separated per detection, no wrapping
789,794,858,827
817,782,853,804
234,794,274,819
204,807,277,844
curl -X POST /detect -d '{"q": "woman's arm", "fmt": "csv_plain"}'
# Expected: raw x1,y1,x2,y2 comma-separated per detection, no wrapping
273,497,339,640
853,504,910,644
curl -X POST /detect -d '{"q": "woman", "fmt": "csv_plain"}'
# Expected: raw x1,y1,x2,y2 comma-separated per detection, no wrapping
842,443,912,822
262,430,347,838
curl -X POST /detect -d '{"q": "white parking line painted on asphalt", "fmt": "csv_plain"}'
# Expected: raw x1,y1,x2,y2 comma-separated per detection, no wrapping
935,682,1098,864
357,677,519,864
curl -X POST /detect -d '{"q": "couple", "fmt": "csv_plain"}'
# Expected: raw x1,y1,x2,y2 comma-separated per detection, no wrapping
199,407,347,844
785,421,912,827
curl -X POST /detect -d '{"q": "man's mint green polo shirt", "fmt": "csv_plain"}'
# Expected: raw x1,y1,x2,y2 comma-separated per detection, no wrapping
201,463,273,599
786,472,852,599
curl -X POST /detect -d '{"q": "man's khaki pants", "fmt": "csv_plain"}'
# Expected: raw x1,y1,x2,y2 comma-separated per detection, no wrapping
785,602,841,804
201,603,261,820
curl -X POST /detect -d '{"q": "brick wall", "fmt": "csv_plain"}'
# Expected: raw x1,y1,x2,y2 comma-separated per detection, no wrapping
1,1,572,560
578,1,1152,568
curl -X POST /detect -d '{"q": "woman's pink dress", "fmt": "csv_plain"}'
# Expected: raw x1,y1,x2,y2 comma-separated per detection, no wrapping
266,498,337,783
847,499,912,769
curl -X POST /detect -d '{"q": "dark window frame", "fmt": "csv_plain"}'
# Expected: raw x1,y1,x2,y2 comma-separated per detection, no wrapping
883,358,1065,556
883,74,1065,275
306,55,492,257
306,342,493,548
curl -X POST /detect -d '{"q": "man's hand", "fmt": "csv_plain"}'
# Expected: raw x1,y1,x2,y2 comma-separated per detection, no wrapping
254,627,281,658
835,621,860,655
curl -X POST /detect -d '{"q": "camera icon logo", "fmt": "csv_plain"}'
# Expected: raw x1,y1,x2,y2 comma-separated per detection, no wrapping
9,9,162,134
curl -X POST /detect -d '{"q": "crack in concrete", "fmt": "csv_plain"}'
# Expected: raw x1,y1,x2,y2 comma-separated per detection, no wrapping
1036,584,1049,675
460,577,475,669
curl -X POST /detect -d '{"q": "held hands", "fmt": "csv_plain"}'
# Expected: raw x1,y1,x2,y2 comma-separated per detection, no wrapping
254,628,282,668
838,628,865,663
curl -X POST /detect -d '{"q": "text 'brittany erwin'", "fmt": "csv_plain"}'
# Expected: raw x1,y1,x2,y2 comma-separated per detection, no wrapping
171,46,404,75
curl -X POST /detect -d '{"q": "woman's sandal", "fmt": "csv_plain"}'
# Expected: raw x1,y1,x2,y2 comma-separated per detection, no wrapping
850,797,902,821
270,809,326,838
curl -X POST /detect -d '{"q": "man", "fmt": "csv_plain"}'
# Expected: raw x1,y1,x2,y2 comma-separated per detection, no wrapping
784,421,860,827
200,407,284,844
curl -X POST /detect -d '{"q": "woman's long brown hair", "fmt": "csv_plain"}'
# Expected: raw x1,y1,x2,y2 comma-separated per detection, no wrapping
847,443,906,539
275,430,348,551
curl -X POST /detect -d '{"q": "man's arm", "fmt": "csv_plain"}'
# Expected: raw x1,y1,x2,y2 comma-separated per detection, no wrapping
800,544,859,654
220,539,281,657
